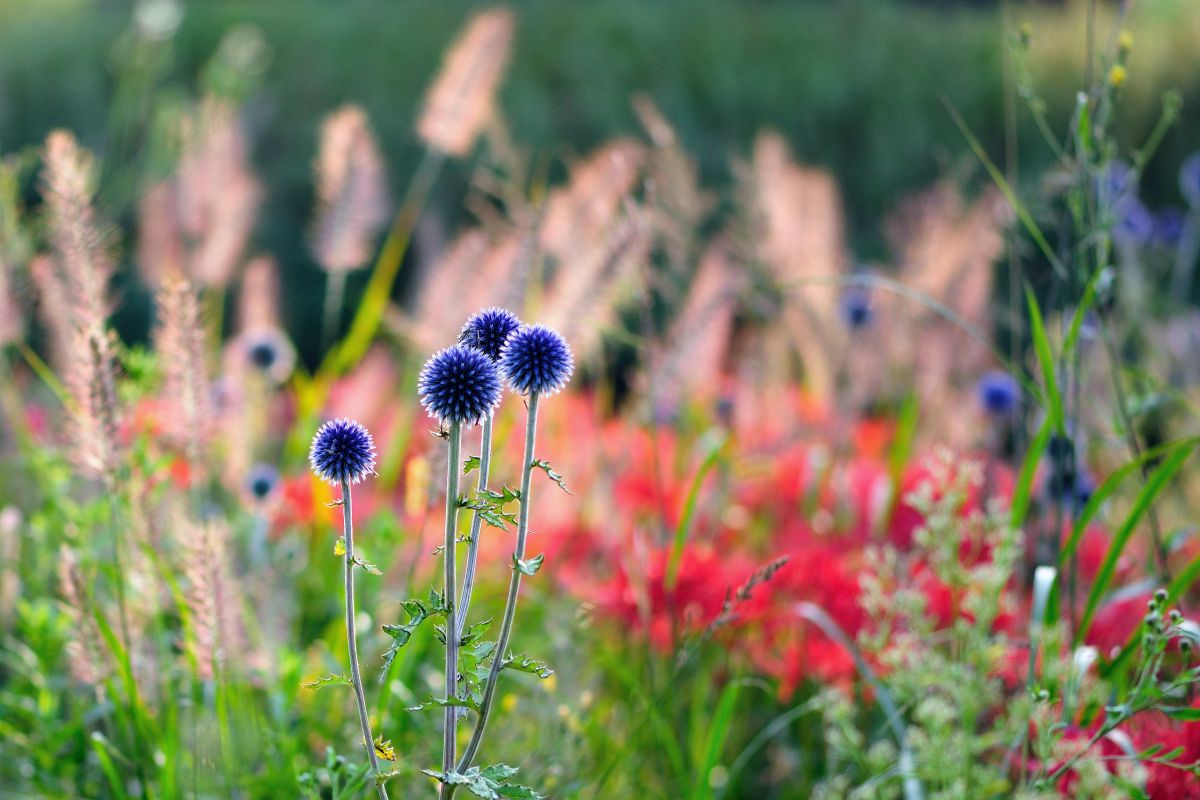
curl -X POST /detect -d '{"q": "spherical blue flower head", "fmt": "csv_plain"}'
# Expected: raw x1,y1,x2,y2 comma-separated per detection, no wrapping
977,370,1019,417
838,285,873,330
246,462,280,501
458,307,521,361
418,345,502,426
500,324,573,396
1179,152,1200,207
309,418,377,485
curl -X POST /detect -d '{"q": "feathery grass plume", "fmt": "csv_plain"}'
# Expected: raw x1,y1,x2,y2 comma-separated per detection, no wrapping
311,105,391,273
632,94,713,273
180,516,247,680
58,545,111,688
41,130,113,334
0,157,31,345
29,254,71,367
237,254,282,331
747,130,848,402
176,95,262,288
652,240,744,407
417,7,515,157
0,507,20,627
136,179,186,286
154,277,213,464
882,183,1010,448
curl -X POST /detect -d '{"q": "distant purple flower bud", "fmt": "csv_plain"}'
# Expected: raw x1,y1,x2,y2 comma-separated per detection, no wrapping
246,462,280,502
418,345,502,426
1180,152,1200,207
977,370,1019,417
839,285,874,330
309,418,377,485
500,324,573,396
1113,197,1154,249
1154,207,1186,249
458,307,521,361
239,327,297,385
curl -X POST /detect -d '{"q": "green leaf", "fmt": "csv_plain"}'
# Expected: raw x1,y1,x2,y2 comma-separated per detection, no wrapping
1012,414,1053,531
513,553,544,576
531,459,571,494
666,430,727,590
1160,706,1200,721
464,455,481,474
422,765,544,800
302,673,353,690
407,694,480,713
1025,285,1064,433
1077,443,1196,644
502,654,554,679
352,554,383,575
380,597,446,681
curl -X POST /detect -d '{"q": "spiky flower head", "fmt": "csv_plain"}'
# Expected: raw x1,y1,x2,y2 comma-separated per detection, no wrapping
418,345,502,426
500,324,573,396
309,418,377,485
459,307,521,361
977,370,1019,417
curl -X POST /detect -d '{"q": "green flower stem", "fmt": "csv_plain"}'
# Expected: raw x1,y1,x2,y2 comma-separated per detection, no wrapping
456,393,539,776
456,414,493,632
341,477,389,800
441,422,463,798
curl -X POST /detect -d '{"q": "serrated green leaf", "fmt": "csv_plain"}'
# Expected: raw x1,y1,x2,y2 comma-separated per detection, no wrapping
531,459,571,494
407,694,480,713
502,654,554,679
460,618,492,647
352,554,382,575
302,673,352,690
464,455,481,474
380,597,447,681
513,553,544,576
422,765,544,800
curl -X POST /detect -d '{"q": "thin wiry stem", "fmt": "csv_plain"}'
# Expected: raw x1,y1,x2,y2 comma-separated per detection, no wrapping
441,422,463,798
455,393,539,778
341,477,389,800
322,270,347,355
456,414,493,631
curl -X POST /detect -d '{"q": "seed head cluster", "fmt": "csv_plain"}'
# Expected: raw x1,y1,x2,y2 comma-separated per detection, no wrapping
500,324,574,396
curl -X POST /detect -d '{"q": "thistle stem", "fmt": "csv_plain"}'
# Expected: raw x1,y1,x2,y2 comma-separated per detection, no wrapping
341,477,389,800
456,415,493,631
456,393,539,776
441,422,463,796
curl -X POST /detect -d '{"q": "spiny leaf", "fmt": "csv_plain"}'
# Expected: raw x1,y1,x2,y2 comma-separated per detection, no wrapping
531,459,571,494
302,673,352,690
513,553,544,576
422,765,544,800
407,694,480,713
460,618,492,647
379,597,446,681
352,554,382,575
464,455,481,474
502,654,554,679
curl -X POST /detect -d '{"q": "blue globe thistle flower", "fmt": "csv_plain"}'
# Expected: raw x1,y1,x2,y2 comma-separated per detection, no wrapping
1180,152,1200,208
309,418,377,485
246,463,280,502
500,324,573,396
977,370,1019,417
418,345,503,426
459,307,521,361
839,285,874,330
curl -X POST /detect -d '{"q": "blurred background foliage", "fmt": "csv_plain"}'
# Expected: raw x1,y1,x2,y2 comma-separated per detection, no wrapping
1,0,1198,365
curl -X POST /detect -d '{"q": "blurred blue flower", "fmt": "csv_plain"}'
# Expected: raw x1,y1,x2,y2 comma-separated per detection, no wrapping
1154,207,1186,250
309,418,377,485
1098,160,1135,209
838,285,873,330
1180,152,1200,207
246,462,281,502
418,345,502,425
501,324,574,396
1113,197,1154,249
459,307,522,361
977,370,1019,417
